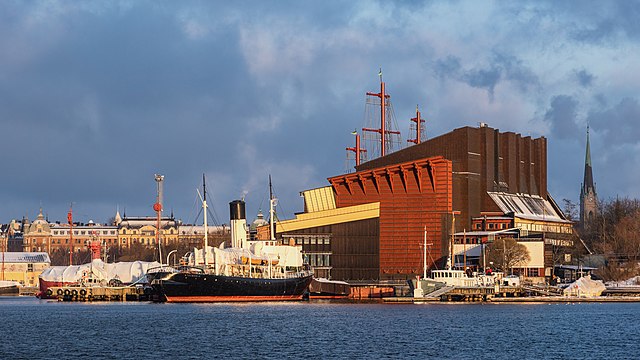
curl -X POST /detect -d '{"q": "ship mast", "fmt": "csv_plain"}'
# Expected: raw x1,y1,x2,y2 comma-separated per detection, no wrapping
154,174,164,265
408,105,425,145
67,206,73,266
363,69,400,158
346,130,367,168
203,174,208,269
269,175,277,242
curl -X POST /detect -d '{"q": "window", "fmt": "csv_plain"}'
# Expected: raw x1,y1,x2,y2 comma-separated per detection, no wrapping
27,264,33,272
310,237,317,245
304,237,310,245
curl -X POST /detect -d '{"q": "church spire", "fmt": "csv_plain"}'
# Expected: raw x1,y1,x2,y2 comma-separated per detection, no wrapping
582,125,595,195
580,125,597,227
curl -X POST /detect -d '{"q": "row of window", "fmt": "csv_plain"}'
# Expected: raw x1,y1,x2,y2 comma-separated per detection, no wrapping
52,230,117,235
121,229,175,235
473,223,510,230
290,235,331,245
305,253,331,267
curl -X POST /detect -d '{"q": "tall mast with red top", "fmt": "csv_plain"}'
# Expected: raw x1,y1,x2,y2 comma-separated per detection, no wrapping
408,105,425,145
67,206,73,266
346,130,367,167
362,69,401,158
154,174,164,265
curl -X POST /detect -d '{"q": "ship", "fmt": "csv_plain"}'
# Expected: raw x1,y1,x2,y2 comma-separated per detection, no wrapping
38,238,161,299
150,176,313,302
0,280,21,295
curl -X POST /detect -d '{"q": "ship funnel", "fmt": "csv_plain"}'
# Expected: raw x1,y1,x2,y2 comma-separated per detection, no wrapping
229,200,247,248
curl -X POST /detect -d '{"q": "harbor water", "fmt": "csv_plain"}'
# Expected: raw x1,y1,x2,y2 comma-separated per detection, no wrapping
1,296,638,359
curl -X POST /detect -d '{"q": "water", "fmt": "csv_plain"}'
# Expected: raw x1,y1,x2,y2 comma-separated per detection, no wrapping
1,296,637,359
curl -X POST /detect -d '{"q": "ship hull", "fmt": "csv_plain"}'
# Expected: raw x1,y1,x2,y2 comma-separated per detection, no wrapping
152,272,313,303
0,285,19,296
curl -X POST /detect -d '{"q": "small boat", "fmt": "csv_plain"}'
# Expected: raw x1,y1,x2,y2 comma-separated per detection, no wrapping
0,280,21,295
38,259,161,299
151,176,313,302
308,278,350,299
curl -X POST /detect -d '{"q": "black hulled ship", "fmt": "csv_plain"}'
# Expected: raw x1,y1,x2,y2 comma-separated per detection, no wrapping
151,179,313,302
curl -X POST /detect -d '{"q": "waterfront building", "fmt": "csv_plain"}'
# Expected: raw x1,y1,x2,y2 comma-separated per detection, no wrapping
579,125,597,228
0,252,50,286
21,209,51,253
117,216,179,248
6,220,24,252
259,123,573,284
50,221,118,252
177,224,229,249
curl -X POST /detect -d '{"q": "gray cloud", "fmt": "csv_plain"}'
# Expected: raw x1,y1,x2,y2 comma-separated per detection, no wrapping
544,95,580,139
1,1,640,223
574,69,595,87
432,52,538,99
587,97,640,145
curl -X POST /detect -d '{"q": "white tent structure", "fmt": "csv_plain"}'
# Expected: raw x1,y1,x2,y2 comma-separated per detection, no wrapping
563,275,606,297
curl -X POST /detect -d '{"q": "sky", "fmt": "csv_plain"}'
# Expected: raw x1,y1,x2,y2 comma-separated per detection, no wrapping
2,0,639,226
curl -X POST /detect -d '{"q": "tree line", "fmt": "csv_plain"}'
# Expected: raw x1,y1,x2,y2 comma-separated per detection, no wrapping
565,197,640,281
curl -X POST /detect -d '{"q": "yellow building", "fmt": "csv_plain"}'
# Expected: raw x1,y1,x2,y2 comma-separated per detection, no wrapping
0,252,51,286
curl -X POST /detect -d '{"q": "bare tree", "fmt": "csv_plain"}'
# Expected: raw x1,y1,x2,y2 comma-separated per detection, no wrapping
562,199,578,221
614,210,640,265
486,238,530,274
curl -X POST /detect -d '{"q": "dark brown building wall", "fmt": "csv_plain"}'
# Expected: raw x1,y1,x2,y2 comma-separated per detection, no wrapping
281,219,380,281
356,125,547,232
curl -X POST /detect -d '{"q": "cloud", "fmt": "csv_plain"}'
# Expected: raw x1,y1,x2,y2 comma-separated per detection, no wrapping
574,69,595,87
2,0,640,223
544,95,580,139
587,97,640,145
431,52,538,100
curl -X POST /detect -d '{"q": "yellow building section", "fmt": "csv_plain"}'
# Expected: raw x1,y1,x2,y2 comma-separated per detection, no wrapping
300,186,337,213
514,217,573,235
273,202,380,234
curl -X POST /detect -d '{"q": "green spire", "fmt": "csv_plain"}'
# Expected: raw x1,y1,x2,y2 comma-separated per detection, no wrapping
585,124,591,167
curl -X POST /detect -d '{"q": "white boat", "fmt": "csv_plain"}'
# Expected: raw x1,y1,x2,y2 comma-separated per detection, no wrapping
0,280,21,295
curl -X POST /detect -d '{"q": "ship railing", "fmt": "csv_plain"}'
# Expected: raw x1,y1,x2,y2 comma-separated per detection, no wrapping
223,264,312,279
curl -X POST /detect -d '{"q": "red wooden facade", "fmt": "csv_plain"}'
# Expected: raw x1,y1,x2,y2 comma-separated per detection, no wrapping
328,156,452,280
